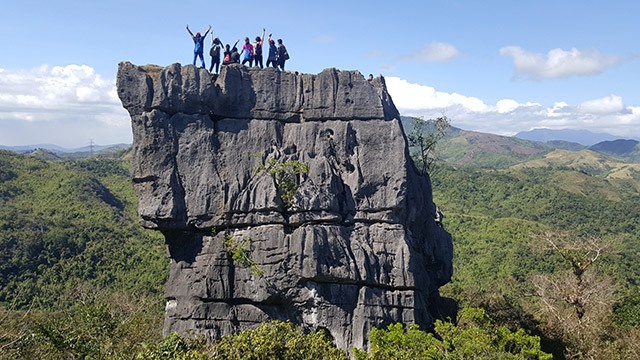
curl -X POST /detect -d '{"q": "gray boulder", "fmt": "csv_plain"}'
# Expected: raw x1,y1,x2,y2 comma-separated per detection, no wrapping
117,62,453,352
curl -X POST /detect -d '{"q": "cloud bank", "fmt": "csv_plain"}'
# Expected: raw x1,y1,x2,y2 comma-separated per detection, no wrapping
385,77,640,137
0,65,130,147
499,46,623,79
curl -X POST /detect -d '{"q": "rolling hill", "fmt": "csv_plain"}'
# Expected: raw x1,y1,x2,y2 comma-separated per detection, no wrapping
435,126,640,169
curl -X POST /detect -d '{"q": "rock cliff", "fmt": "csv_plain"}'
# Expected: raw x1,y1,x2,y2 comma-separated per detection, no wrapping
117,62,453,351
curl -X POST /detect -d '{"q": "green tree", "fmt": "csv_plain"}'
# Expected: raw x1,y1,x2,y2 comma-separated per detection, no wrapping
407,116,450,173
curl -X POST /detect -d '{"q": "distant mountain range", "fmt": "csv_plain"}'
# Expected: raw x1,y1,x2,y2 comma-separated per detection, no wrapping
0,143,130,155
514,128,640,146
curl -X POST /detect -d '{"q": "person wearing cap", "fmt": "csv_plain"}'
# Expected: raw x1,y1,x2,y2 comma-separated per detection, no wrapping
266,33,278,68
186,24,211,68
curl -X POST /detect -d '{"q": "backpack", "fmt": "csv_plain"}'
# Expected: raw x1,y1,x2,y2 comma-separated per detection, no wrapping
283,48,290,60
223,52,231,64
210,45,220,57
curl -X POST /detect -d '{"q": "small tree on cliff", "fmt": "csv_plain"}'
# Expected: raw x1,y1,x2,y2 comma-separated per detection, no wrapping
407,116,449,174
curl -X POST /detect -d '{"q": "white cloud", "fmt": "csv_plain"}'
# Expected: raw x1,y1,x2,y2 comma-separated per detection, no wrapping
385,76,640,138
495,99,519,113
577,94,625,114
385,77,486,112
0,64,117,113
401,42,461,63
0,65,130,147
499,46,622,79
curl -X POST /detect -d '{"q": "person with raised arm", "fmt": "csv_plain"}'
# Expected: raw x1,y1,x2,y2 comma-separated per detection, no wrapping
266,33,278,68
209,33,223,73
186,24,211,68
240,37,254,66
252,29,266,68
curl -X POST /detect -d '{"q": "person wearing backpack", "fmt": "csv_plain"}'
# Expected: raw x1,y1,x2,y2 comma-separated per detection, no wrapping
186,24,211,69
222,40,239,65
276,38,289,70
209,35,222,74
222,44,232,65
266,34,278,68
240,37,254,66
252,29,266,68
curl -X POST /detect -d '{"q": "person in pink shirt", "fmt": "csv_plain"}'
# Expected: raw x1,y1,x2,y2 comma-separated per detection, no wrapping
240,37,254,66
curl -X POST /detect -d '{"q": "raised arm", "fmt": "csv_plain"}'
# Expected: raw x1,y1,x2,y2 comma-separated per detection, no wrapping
261,28,265,42
186,25,194,38
203,25,212,38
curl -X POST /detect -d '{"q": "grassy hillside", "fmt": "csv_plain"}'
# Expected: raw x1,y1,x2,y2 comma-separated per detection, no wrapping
512,149,640,179
437,128,552,168
0,149,167,309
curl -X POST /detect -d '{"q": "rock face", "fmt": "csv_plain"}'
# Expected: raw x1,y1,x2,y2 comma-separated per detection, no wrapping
117,62,453,351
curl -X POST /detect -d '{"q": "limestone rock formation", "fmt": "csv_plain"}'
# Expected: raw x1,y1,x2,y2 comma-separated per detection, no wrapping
117,62,453,351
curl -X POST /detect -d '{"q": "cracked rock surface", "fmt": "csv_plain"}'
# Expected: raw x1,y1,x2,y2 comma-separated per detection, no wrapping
117,62,453,351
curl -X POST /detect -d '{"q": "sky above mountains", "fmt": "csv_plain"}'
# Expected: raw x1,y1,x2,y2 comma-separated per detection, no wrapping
1,0,638,147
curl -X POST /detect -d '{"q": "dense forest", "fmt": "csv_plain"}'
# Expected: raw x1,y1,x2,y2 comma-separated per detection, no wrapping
1,126,639,359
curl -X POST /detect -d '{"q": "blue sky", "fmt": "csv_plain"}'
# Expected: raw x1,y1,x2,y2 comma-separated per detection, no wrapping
1,0,639,147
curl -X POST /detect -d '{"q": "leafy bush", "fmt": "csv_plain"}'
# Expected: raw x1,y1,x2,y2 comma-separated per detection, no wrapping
134,333,209,360
211,321,347,360
354,307,551,360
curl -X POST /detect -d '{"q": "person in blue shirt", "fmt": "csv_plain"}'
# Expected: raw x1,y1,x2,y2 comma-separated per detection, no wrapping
266,34,277,68
186,24,211,68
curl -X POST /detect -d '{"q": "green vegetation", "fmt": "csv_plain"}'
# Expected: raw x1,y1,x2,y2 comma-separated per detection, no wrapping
0,150,167,309
0,149,167,358
136,321,348,360
2,127,640,359
223,234,264,278
431,163,640,358
257,157,309,209
354,307,551,360
2,287,163,359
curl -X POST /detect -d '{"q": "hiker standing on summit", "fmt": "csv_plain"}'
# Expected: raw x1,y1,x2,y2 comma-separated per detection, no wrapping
276,38,289,70
252,29,266,68
186,24,211,68
209,34,222,74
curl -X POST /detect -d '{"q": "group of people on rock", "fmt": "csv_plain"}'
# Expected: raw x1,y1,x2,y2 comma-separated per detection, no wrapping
187,25,290,74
